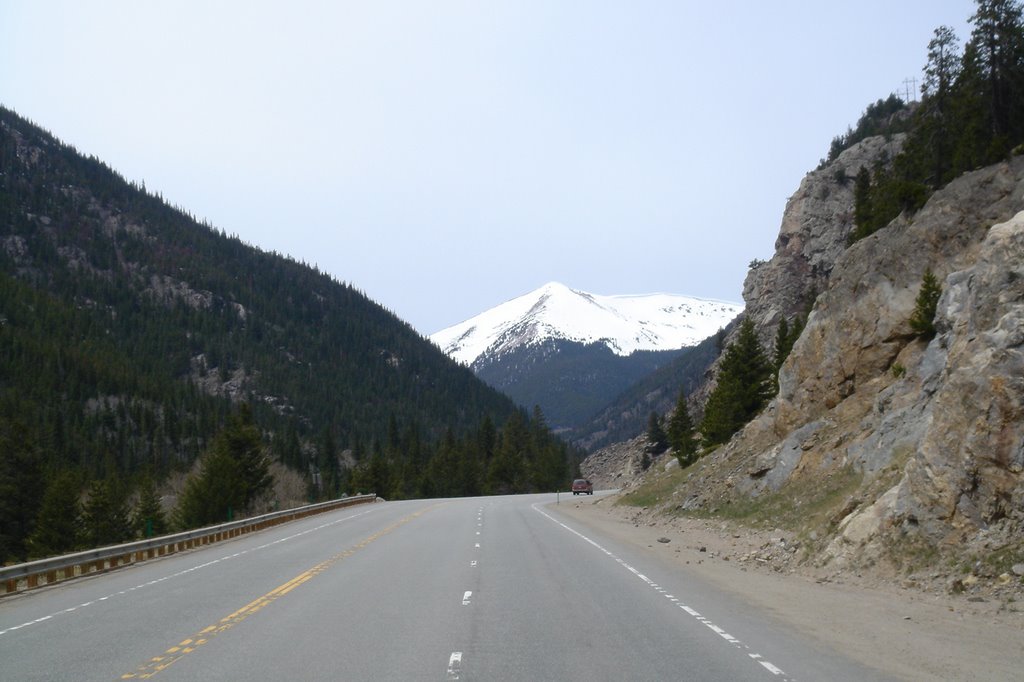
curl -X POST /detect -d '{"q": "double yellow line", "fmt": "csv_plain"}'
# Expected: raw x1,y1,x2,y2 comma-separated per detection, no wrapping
122,505,435,679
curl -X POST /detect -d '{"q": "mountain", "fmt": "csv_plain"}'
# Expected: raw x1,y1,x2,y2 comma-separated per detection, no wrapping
433,281,741,364
430,282,741,432
0,106,578,562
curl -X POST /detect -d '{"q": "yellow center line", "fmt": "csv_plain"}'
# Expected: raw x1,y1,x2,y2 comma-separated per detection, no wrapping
120,505,437,679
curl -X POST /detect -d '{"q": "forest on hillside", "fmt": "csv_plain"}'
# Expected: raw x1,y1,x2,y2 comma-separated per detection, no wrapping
830,0,1024,241
0,107,579,565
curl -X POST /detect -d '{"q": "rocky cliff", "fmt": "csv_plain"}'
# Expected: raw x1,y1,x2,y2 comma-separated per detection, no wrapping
742,134,907,338
691,135,906,413
583,135,906,479
588,140,1024,593
680,153,1024,585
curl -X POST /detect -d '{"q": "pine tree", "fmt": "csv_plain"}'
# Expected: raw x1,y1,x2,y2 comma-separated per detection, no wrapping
316,427,340,500
968,0,1024,157
28,471,81,558
221,404,273,509
909,269,943,338
920,26,962,187
365,441,392,499
666,388,698,468
646,412,668,456
852,166,874,239
175,405,273,528
175,443,244,529
700,318,774,447
773,315,805,387
82,478,132,548
530,405,566,491
132,476,168,538
486,411,528,494
0,419,45,564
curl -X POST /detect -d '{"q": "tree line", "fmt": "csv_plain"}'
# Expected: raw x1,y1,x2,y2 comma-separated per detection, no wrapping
1,402,577,564
852,0,1024,241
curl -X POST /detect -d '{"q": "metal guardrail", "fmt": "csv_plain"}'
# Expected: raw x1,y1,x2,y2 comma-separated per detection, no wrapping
0,493,378,597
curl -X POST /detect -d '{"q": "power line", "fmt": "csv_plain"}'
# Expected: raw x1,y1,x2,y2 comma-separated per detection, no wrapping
902,77,919,103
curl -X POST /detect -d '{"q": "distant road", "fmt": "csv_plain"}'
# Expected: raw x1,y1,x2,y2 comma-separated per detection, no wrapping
0,493,891,681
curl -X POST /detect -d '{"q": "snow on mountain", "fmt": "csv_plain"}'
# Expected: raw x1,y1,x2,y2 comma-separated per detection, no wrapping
431,282,743,366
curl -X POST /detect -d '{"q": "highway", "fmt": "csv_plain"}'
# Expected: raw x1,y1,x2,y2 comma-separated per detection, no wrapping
0,493,892,681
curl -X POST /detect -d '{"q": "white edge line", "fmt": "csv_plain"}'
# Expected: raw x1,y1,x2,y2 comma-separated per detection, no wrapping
531,503,790,681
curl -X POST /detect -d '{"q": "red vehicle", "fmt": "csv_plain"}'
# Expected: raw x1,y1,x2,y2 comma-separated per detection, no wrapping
572,478,594,495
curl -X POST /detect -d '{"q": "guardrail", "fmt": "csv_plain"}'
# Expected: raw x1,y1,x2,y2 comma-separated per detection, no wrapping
0,493,378,597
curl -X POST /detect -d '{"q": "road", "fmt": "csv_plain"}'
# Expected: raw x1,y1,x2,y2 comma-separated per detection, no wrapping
0,493,893,681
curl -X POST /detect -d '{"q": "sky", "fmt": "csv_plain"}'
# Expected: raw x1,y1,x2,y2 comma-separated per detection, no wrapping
0,1,975,335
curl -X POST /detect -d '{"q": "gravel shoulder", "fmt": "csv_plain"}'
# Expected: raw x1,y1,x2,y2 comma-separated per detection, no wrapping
552,493,1024,681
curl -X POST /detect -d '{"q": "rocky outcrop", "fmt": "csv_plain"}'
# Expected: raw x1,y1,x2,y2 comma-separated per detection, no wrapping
834,206,1024,556
687,136,906,416
742,135,906,340
677,154,1024,578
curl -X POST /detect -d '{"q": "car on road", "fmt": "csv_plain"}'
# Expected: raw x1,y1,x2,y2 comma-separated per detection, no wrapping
572,479,594,495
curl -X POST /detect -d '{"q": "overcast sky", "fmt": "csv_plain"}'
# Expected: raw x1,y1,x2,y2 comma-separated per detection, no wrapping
1,1,974,335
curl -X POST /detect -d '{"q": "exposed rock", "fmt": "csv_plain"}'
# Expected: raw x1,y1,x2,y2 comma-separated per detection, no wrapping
680,154,1024,579
690,135,906,416
606,140,1024,594
743,135,907,339
146,273,215,310
580,434,660,490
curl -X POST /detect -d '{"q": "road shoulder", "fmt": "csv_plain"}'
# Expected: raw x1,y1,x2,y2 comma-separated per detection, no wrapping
550,494,1023,681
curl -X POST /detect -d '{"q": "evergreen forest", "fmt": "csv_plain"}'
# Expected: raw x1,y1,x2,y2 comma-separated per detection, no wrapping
0,107,579,565
835,0,1024,240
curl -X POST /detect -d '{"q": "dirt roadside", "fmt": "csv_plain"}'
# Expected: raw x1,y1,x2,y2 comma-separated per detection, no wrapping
550,494,1023,681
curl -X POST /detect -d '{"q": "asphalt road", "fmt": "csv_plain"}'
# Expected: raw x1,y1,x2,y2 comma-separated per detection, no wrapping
0,493,893,681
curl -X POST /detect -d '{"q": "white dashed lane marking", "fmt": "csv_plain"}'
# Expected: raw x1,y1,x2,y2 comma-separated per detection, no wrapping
447,651,463,680
532,504,791,680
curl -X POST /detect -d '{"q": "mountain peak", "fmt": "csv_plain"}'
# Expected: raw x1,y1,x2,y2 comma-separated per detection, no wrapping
431,283,742,366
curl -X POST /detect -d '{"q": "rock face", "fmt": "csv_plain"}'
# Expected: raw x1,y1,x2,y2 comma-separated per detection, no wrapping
688,136,907,416
742,135,906,341
585,135,907,485
678,153,1024,575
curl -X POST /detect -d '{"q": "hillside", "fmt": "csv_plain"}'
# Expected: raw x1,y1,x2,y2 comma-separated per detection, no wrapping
473,339,686,434
620,152,1020,602
594,147,1024,597
571,326,732,451
0,107,580,562
589,137,1024,593
0,106,523,455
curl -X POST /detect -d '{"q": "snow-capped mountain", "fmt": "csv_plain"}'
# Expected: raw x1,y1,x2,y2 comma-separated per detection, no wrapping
431,281,743,367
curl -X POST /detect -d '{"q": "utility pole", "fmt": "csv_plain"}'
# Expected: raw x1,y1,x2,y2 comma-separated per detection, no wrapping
902,77,918,103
